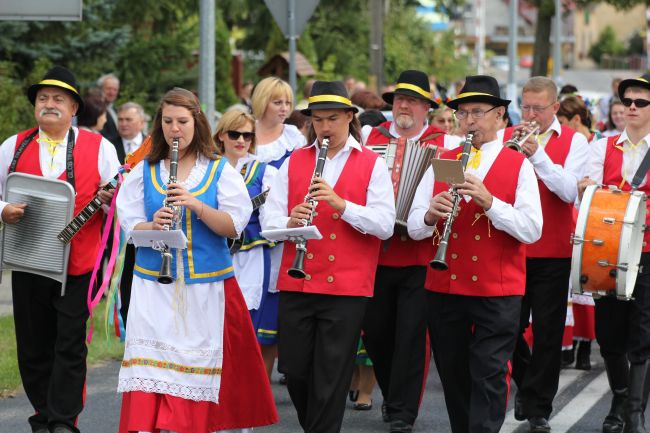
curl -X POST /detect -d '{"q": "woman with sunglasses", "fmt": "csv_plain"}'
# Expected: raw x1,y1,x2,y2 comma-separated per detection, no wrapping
250,77,307,380
116,88,277,433
213,109,280,375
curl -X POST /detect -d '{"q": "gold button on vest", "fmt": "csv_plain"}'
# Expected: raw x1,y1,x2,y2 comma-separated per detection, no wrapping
327,275,335,283
328,255,335,262
451,274,457,280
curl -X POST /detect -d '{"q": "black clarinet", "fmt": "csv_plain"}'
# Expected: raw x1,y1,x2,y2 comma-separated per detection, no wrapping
429,132,474,271
288,137,330,279
158,137,180,284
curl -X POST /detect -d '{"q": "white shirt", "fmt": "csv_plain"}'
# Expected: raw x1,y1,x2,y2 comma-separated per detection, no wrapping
527,117,590,203
122,132,144,156
231,154,279,309
0,127,120,221
117,155,252,238
262,135,396,240
585,130,650,187
407,138,543,244
361,122,462,150
255,124,306,164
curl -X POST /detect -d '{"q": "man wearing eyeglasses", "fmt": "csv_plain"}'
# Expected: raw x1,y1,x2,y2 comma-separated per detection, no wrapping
503,76,589,433
408,75,542,433
578,74,650,433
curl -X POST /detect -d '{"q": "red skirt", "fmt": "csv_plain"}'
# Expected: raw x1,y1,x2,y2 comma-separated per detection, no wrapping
118,278,279,433
572,303,596,340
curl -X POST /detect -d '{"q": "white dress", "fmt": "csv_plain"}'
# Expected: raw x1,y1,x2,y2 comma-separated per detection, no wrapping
116,155,251,404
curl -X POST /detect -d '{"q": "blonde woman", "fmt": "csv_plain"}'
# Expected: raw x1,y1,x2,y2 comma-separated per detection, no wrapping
250,77,306,380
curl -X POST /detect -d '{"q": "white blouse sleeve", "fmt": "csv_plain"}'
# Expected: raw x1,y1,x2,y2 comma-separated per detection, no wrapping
116,161,147,237
217,162,253,236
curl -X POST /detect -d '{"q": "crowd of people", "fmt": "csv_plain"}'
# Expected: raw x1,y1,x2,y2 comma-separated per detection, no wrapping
3,63,650,433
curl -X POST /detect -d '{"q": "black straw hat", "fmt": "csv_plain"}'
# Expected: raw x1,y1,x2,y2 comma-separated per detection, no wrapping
300,81,358,116
27,65,84,114
447,75,510,110
382,70,437,108
618,74,650,100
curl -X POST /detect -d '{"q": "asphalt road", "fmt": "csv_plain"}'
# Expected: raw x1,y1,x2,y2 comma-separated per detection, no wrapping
0,353,636,433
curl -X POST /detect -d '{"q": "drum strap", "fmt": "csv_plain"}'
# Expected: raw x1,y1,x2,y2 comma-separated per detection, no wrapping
632,148,650,190
9,128,76,190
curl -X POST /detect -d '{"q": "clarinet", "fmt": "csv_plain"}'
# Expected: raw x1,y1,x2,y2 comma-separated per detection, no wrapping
429,132,474,271
158,138,181,284
288,137,330,279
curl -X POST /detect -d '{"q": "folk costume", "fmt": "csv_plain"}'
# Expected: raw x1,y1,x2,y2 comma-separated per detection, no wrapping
504,114,589,422
0,66,120,433
230,154,279,344
583,74,650,433
359,70,456,430
116,154,277,433
262,81,396,433
408,76,543,433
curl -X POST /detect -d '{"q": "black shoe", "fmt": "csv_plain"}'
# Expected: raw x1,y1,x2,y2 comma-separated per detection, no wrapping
515,392,526,421
349,389,359,402
575,341,592,370
561,342,577,368
389,419,413,433
382,401,391,423
602,413,625,433
353,400,373,411
528,417,551,433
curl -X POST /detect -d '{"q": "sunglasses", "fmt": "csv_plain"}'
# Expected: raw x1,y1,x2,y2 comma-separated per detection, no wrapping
226,130,254,141
622,98,650,108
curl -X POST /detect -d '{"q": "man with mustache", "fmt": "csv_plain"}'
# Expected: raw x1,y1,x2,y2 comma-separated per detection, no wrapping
0,66,119,433
360,70,460,433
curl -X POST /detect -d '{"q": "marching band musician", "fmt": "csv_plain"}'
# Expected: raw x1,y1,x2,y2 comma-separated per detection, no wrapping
360,69,461,433
578,74,650,433
503,76,589,432
213,109,280,377
115,88,277,432
0,66,120,433
262,80,395,433
407,75,542,433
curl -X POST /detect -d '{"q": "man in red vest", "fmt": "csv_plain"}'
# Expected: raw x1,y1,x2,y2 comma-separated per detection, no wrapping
262,80,396,433
0,66,120,433
504,76,589,433
361,69,460,433
578,74,650,433
408,75,543,433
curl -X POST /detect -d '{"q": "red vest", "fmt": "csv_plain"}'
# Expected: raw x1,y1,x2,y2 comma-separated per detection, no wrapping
425,146,527,297
503,125,575,258
277,145,381,297
603,134,650,252
366,121,445,267
14,127,103,275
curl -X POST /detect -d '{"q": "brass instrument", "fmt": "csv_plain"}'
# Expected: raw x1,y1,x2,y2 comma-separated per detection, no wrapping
429,132,474,271
505,121,539,153
288,137,330,279
158,138,181,284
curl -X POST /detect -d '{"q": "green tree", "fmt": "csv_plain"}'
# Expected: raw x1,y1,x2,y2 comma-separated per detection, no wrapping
589,26,626,64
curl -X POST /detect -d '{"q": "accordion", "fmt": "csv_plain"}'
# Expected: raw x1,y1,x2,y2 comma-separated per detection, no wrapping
367,136,439,227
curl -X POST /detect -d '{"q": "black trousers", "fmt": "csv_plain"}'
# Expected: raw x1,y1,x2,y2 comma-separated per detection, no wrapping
362,265,428,424
595,252,650,363
428,292,521,433
119,243,136,325
12,271,90,433
511,257,571,419
278,291,367,433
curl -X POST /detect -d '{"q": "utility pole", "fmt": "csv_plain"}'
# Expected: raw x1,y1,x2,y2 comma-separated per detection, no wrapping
199,0,216,129
369,0,384,93
476,0,486,74
507,0,519,107
553,0,562,82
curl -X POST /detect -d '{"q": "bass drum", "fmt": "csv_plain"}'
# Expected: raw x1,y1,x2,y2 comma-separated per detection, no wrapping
571,185,646,300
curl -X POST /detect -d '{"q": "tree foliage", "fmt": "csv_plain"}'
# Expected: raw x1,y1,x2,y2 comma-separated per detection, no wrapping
589,26,626,64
